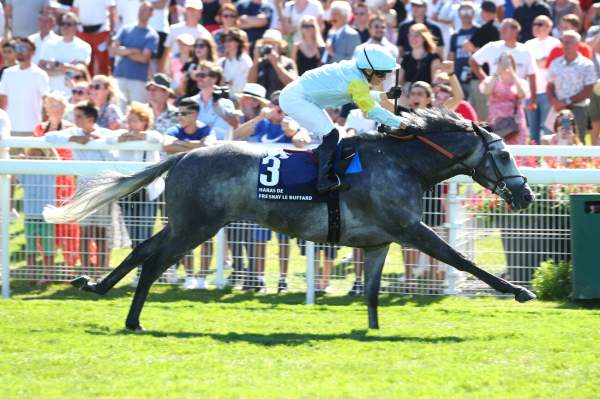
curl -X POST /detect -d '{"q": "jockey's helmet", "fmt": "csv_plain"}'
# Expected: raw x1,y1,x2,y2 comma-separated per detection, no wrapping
355,44,399,75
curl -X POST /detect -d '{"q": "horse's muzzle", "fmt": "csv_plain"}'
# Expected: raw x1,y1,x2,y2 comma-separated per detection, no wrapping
512,185,535,210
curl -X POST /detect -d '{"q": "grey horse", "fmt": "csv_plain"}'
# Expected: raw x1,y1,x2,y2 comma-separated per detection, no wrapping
44,109,536,331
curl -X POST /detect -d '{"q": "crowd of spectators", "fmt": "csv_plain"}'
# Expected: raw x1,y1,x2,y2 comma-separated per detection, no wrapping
1,0,598,292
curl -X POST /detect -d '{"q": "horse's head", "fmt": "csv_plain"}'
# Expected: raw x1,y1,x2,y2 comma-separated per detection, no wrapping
467,123,534,210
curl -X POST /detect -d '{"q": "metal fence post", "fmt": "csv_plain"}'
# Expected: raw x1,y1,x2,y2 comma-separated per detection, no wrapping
444,182,462,295
214,228,226,289
305,240,315,305
1,142,9,298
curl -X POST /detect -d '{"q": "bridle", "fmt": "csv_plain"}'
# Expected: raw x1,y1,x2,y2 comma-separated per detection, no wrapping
385,124,528,202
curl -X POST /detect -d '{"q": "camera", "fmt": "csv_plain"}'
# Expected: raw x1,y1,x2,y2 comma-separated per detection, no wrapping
212,85,230,102
560,116,571,129
260,44,273,57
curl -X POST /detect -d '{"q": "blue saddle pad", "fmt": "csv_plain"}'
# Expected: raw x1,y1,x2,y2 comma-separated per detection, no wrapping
257,146,363,202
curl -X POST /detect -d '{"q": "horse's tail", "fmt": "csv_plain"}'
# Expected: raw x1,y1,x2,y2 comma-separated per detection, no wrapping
43,153,185,224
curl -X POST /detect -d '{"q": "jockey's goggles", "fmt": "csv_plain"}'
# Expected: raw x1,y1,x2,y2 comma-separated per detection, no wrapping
373,70,391,78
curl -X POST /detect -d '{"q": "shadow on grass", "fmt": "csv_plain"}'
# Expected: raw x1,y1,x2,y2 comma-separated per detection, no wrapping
84,324,467,345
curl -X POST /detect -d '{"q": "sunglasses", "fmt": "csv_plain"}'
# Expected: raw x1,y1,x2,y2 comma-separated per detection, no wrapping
194,43,207,49
175,111,194,117
373,70,391,78
89,83,107,90
60,22,77,27
533,22,546,27
371,25,385,30
195,71,216,79
222,13,237,18
71,74,85,81
71,88,87,96
301,24,315,29
15,44,31,53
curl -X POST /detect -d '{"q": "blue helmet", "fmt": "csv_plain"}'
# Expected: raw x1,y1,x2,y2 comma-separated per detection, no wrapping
354,44,399,72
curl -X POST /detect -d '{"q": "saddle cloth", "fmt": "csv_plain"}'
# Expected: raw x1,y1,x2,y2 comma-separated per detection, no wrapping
256,143,363,202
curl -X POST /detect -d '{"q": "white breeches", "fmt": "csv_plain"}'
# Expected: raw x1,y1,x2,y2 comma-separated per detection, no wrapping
279,81,335,137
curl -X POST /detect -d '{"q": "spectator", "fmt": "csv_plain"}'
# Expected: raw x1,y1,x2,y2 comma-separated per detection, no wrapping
448,1,478,97
32,92,79,272
189,60,236,139
480,51,530,144
191,36,219,64
550,0,583,32
213,3,241,56
0,37,50,138
163,98,216,290
0,40,17,81
364,15,398,60
397,0,445,59
545,14,593,66
248,29,298,97
323,1,361,63
201,0,222,33
64,81,90,123
291,15,325,76
159,0,212,73
5,0,50,38
399,23,442,86
146,73,177,135
430,0,459,57
72,0,116,76
237,0,273,49
109,102,163,249
45,101,115,274
525,15,560,144
469,18,537,123
38,12,92,95
432,64,479,121
110,2,159,104
88,74,124,130
218,28,253,95
18,147,57,282
237,82,270,122
584,1,600,31
541,109,581,147
281,0,324,45
29,10,59,65
547,30,596,142
513,0,551,42
464,0,499,120
64,63,92,90
352,2,371,44
170,33,195,95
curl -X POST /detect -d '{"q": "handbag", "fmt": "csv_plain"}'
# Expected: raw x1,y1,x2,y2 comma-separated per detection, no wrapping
491,102,519,140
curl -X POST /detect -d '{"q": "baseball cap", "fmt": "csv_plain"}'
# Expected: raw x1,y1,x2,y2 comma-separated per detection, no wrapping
184,0,203,10
481,1,497,13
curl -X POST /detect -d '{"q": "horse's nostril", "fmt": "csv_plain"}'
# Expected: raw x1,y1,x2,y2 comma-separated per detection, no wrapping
524,193,534,202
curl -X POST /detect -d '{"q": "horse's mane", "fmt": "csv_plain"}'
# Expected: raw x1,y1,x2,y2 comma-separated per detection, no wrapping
350,108,477,143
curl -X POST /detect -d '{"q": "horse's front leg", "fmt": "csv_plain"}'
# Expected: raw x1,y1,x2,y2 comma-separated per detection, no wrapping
363,244,390,329
400,222,536,302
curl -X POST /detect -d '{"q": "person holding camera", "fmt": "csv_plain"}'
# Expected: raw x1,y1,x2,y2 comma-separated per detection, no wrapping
248,29,298,98
542,109,581,146
189,60,237,140
218,27,253,94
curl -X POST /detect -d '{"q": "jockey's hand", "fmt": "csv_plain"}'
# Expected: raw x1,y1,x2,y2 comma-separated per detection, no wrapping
386,86,402,100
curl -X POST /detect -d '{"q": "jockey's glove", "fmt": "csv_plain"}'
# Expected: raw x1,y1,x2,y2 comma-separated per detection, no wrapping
386,86,403,100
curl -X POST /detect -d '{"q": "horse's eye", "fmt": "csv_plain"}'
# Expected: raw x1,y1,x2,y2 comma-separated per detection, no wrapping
499,151,510,161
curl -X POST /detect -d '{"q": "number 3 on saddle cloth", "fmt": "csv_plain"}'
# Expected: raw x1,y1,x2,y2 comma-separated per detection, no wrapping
257,143,363,202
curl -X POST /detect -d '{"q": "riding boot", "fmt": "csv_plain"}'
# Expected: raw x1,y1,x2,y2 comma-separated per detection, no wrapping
315,128,341,194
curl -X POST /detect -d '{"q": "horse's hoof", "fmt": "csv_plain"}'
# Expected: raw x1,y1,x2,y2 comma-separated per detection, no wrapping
515,287,536,303
71,276,90,290
125,324,145,332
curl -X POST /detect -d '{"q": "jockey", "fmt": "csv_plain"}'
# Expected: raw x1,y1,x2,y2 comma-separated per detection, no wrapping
279,44,407,193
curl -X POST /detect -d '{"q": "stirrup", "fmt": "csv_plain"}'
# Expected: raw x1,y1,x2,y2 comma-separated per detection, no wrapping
318,174,341,194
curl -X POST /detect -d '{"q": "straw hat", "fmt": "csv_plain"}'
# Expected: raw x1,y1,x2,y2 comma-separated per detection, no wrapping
256,29,288,50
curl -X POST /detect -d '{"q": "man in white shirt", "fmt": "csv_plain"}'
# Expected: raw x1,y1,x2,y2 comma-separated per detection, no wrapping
469,18,538,113
0,37,50,137
38,12,92,95
73,0,116,75
159,0,212,73
29,10,60,65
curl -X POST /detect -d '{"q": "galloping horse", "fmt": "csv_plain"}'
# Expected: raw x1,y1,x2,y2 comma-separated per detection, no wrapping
44,109,536,331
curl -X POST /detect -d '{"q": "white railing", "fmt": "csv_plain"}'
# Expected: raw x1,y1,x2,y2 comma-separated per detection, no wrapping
1,138,600,301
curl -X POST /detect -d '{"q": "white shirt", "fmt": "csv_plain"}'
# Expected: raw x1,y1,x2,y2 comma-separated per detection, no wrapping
115,0,139,32
164,22,212,56
29,30,60,65
218,54,253,94
0,65,49,132
472,40,537,79
525,36,561,95
39,38,93,94
73,0,116,31
149,0,170,33
283,0,323,29
344,108,376,134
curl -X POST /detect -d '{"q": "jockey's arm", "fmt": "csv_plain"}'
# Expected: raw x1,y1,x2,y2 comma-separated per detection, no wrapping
347,80,405,129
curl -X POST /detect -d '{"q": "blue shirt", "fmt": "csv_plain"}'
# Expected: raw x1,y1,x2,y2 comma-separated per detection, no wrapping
113,25,159,81
237,0,273,44
166,123,213,141
248,119,292,143
190,93,231,140
18,175,56,217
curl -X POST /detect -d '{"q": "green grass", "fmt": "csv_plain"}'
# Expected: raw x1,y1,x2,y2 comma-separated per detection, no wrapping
1,283,599,398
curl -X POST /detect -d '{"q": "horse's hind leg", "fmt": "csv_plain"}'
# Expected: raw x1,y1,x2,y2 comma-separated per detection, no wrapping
71,228,169,295
363,244,391,330
401,222,536,302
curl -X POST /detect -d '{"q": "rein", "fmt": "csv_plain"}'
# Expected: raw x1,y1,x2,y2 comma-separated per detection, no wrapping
385,125,528,201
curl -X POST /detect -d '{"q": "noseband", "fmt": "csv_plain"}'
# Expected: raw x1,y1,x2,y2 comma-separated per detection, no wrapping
385,124,528,202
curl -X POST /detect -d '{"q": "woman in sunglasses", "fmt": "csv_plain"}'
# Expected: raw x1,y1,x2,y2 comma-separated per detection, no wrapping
213,3,241,56
177,37,219,98
279,44,409,193
291,15,325,76
88,74,124,130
